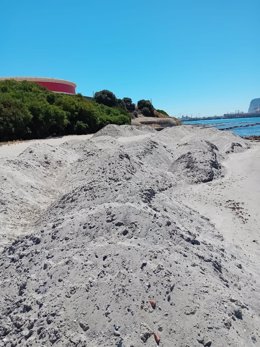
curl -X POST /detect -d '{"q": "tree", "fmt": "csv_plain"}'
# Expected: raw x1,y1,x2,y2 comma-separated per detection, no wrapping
137,99,155,117
94,90,117,107
0,95,32,140
141,107,152,117
122,97,135,112
117,99,127,111
28,100,67,138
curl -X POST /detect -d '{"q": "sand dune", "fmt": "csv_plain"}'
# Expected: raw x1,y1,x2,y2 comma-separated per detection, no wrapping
0,125,259,346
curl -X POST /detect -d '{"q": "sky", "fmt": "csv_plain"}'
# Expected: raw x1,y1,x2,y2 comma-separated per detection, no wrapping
1,0,260,117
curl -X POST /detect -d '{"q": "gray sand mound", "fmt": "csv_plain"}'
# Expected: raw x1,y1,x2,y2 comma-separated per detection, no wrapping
0,125,257,347
93,124,156,138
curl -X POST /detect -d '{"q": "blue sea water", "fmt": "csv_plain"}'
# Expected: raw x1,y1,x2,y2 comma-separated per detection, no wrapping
182,116,260,137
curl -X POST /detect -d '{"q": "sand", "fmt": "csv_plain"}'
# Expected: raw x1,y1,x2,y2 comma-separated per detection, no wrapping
0,135,93,159
0,125,259,347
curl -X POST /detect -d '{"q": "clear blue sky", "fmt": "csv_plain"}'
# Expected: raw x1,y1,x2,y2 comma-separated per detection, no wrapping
1,0,260,116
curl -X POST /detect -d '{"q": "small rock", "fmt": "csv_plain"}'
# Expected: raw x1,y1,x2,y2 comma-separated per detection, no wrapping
191,238,201,245
116,340,125,347
141,262,147,270
46,316,53,325
18,282,27,296
140,332,152,343
22,329,33,340
48,329,60,344
30,236,41,245
234,308,243,320
224,319,232,329
198,338,211,346
0,325,11,337
184,306,197,315
79,322,89,332
22,304,32,313
114,330,121,337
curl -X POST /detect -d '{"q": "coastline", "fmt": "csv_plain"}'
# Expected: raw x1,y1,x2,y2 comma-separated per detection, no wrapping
244,135,260,141
182,116,260,138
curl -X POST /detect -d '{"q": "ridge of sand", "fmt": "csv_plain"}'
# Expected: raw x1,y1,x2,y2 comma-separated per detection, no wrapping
0,125,259,346
0,134,93,159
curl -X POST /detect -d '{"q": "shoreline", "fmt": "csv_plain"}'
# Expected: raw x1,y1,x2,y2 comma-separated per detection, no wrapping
182,117,260,138
244,135,260,141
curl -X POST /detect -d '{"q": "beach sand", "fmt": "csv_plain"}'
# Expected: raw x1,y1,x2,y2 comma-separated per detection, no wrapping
0,125,259,346
0,134,93,159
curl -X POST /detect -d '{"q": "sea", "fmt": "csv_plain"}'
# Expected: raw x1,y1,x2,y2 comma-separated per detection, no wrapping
182,116,260,137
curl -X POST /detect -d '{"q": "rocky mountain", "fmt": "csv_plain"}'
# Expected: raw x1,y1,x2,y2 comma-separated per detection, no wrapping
248,98,260,113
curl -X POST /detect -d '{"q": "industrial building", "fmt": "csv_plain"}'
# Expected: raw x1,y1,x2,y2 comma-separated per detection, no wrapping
0,77,76,94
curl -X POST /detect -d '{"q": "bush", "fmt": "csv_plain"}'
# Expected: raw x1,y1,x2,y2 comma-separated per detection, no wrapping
28,100,68,138
93,102,131,128
0,80,131,141
156,109,169,116
74,121,89,134
122,97,135,112
94,90,117,107
140,107,152,117
117,99,127,111
55,95,99,134
0,95,32,141
137,99,154,117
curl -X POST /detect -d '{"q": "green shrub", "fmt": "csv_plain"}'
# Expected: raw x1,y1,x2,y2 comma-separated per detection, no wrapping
156,109,169,116
0,80,131,141
28,100,68,138
74,121,89,134
0,94,32,141
92,102,130,128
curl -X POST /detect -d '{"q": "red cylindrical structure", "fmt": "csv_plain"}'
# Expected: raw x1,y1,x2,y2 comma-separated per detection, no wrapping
0,77,77,94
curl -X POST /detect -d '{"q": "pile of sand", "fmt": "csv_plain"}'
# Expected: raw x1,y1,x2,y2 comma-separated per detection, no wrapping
0,125,259,347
